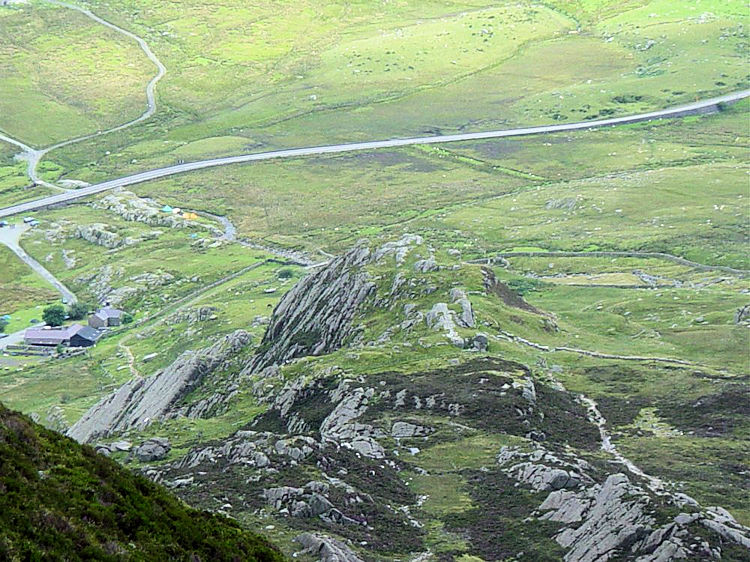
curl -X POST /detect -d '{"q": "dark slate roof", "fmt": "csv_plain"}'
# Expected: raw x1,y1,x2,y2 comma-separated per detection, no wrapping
74,326,102,343
91,312,107,323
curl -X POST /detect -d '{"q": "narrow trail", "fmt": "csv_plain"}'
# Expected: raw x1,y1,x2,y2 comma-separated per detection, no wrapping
495,329,698,367
471,250,750,277
0,0,166,190
118,341,139,378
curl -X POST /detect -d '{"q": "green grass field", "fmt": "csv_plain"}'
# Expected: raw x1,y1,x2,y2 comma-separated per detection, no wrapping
0,1,153,146
0,0,745,187
0,1,748,556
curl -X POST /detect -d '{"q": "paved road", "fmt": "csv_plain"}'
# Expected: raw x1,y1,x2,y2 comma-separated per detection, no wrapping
0,223,77,304
1,89,748,220
0,0,166,190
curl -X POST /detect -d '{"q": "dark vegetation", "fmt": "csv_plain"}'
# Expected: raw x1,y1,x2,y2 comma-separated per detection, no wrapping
0,403,283,561
364,359,600,450
443,469,565,560
68,301,92,321
659,384,750,437
42,303,66,327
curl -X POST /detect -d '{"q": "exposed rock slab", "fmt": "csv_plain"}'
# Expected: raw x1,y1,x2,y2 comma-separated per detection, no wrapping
248,242,377,371
68,331,250,443
295,533,364,562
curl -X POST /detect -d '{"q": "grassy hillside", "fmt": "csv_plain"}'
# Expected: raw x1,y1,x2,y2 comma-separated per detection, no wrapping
0,402,283,561
0,1,747,558
0,0,746,192
0,1,154,146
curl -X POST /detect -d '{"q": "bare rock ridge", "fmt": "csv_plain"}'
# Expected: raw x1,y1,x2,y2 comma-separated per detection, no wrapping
498,445,750,561
67,330,250,443
247,241,378,372
66,236,424,445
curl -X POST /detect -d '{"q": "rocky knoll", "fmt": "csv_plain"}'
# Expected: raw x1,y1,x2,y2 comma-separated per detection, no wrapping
497,445,750,561
93,189,221,236
68,331,251,443
248,233,497,374
247,241,377,372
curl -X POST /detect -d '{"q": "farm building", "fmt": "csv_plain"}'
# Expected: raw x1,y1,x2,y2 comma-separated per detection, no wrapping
89,307,124,329
69,326,102,347
25,324,102,347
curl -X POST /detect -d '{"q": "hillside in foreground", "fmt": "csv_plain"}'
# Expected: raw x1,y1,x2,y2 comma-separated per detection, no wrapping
0,402,283,561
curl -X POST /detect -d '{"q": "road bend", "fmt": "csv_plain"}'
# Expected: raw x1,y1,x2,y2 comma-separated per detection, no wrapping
1,89,748,220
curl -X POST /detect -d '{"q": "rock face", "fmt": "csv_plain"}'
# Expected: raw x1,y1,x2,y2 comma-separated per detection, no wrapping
497,445,750,561
425,302,464,347
76,224,127,249
295,533,364,562
391,421,432,438
248,242,377,372
735,304,750,324
68,331,251,443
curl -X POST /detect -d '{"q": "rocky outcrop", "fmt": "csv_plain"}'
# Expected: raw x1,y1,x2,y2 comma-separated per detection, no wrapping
391,421,432,438
263,481,343,520
166,431,318,472
92,190,221,236
497,446,591,492
247,242,378,371
373,234,423,265
295,533,364,562
320,384,386,459
450,288,475,328
75,223,132,249
165,306,218,325
425,302,464,347
68,331,251,443
134,437,171,462
75,266,175,306
497,445,750,561
735,304,750,324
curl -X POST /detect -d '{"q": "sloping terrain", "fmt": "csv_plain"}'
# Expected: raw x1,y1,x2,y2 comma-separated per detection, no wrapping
0,1,748,560
0,402,283,561
63,236,750,560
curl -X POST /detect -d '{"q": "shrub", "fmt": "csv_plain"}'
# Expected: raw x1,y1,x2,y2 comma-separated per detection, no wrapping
42,305,66,327
506,278,544,297
67,302,90,321
121,313,134,325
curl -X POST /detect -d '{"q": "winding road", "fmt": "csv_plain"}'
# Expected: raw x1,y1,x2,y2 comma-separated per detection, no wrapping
2,89,748,220
0,223,77,304
0,0,165,191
